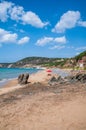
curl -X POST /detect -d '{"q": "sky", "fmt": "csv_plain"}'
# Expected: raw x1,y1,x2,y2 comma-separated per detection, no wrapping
0,0,86,62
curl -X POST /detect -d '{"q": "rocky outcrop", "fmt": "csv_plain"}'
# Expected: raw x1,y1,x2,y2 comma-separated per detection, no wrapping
67,73,86,83
49,76,63,82
49,72,86,85
18,73,29,85
49,76,65,85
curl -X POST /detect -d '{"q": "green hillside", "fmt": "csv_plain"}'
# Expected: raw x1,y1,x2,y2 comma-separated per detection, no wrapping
75,51,86,61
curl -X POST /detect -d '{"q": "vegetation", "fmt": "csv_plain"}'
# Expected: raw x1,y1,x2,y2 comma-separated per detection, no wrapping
75,51,86,61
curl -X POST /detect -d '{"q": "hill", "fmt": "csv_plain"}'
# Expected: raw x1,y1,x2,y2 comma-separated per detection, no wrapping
11,57,63,68
0,51,86,68
75,51,86,61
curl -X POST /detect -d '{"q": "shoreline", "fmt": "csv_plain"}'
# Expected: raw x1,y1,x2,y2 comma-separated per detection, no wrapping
0,67,44,87
0,69,53,95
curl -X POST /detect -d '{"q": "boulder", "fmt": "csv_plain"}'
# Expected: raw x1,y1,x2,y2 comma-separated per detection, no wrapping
49,76,64,85
49,76,57,82
57,76,63,82
18,73,29,85
18,74,24,84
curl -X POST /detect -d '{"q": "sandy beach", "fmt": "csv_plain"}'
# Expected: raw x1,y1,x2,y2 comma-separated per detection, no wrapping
0,70,52,95
0,70,86,130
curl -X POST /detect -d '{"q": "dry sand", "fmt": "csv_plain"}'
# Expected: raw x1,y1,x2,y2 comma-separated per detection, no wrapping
0,70,86,130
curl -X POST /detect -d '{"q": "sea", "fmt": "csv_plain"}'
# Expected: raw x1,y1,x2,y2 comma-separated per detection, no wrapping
0,68,41,87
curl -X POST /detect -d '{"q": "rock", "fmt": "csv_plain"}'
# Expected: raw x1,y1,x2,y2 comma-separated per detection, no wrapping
49,75,65,85
23,73,29,80
18,73,29,85
49,76,57,82
66,73,86,83
18,74,24,84
57,76,63,82
80,74,86,83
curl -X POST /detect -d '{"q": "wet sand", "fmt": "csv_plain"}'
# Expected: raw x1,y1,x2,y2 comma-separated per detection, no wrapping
0,70,86,130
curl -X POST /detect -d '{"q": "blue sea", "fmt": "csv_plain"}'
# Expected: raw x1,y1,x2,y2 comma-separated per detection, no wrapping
0,68,41,87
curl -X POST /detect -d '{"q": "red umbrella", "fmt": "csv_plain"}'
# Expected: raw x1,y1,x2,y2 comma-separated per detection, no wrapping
46,69,52,72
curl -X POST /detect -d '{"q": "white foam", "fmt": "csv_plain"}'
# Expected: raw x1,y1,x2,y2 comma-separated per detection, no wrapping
0,78,17,88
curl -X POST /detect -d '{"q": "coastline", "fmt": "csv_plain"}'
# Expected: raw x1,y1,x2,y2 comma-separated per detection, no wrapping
0,69,53,95
0,67,43,87
0,68,77,95
0,67,85,95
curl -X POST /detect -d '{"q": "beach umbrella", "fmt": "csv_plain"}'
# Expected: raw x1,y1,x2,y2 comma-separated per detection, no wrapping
46,69,52,72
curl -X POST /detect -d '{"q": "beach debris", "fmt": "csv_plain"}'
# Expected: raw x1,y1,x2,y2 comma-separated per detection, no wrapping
18,73,29,85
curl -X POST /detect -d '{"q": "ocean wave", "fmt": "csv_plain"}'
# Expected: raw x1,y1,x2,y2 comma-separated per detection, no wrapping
0,78,17,88
0,78,7,83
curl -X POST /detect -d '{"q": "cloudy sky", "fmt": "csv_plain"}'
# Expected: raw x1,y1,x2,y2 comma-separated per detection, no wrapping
0,0,86,62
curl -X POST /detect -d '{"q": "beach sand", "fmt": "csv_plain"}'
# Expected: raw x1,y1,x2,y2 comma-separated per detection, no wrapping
0,70,86,130
0,70,52,95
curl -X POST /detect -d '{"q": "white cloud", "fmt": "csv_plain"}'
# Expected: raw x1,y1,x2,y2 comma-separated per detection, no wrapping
75,46,86,51
36,36,67,46
0,1,49,28
22,11,49,28
36,37,53,46
54,36,67,43
0,28,17,43
78,21,86,27
9,6,24,21
52,11,80,33
0,28,30,45
0,1,13,22
18,36,30,45
52,10,86,33
50,45,65,50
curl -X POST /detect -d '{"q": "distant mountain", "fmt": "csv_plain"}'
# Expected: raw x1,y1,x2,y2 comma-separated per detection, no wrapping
0,51,86,68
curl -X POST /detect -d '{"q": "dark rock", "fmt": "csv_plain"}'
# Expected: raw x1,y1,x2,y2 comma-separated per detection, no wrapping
49,76,65,86
18,74,24,84
49,76,57,82
49,76,64,83
57,76,63,82
24,73,29,80
18,73,29,85
66,73,86,83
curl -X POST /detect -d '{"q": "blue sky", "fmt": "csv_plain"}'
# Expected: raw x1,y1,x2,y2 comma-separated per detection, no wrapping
0,0,86,62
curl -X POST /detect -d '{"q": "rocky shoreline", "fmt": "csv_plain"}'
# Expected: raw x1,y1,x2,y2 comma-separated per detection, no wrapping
49,71,86,85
